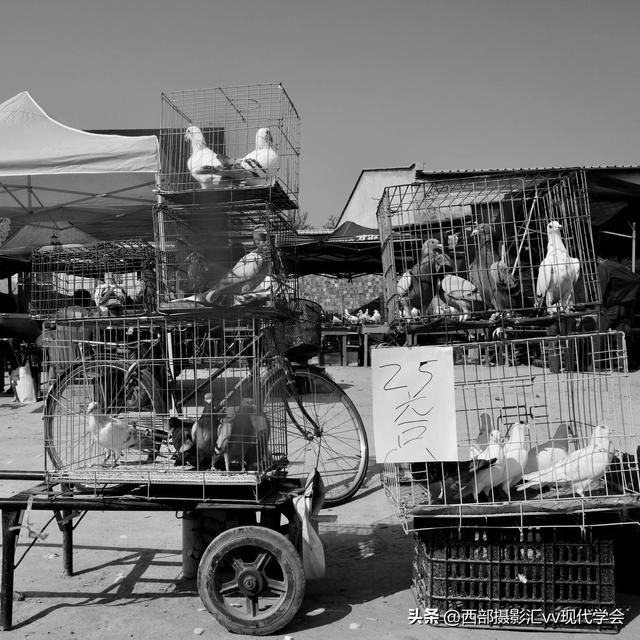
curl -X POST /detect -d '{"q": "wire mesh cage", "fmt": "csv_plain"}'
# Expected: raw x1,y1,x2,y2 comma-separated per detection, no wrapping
42,313,289,487
30,240,158,320
381,332,640,529
152,202,296,313
412,526,619,630
377,170,599,328
158,84,300,210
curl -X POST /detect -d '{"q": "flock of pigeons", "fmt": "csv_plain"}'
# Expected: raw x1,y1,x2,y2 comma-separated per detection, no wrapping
397,220,581,321
422,419,614,504
85,395,271,472
185,125,278,189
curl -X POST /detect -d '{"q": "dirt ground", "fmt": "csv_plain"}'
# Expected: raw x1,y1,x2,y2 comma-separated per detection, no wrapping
2,365,640,639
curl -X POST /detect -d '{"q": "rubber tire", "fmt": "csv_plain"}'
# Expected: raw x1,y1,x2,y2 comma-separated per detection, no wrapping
264,365,369,507
44,361,166,472
197,525,305,636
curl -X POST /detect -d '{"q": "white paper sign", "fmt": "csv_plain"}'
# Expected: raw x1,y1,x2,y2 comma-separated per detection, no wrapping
371,345,458,463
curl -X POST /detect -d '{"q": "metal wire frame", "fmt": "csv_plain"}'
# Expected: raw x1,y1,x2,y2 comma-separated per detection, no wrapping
377,170,599,330
29,240,157,320
158,84,300,207
381,332,640,531
41,313,289,487
152,202,297,313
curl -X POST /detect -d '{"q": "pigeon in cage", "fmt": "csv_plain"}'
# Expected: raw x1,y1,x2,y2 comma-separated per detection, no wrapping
238,127,278,183
488,241,521,317
517,424,613,496
470,223,521,318
437,274,485,321
190,393,220,469
535,220,581,313
185,125,235,189
499,422,530,494
185,251,209,294
203,226,270,305
86,401,139,467
168,416,196,466
233,274,273,306
136,262,157,313
462,429,506,500
213,398,270,471
397,238,450,318
93,277,127,316
469,413,492,458
524,422,574,474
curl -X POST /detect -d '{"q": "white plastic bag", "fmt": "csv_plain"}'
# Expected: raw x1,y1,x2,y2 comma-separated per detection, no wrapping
293,470,326,580
12,362,37,404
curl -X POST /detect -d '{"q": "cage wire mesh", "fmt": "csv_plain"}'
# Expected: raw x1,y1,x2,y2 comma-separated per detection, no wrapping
42,314,289,487
30,240,158,320
381,332,640,531
378,170,599,330
158,83,300,210
152,202,296,313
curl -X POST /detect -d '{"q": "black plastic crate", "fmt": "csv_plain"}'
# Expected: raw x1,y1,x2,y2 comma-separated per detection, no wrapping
412,527,619,631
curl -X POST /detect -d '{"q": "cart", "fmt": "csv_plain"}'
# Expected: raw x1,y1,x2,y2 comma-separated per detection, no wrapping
0,470,323,635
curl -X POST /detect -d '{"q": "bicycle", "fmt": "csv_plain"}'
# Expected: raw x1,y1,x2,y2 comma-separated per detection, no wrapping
43,313,369,507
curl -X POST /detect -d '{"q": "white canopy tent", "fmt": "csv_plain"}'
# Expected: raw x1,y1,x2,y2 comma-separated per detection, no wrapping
0,91,159,258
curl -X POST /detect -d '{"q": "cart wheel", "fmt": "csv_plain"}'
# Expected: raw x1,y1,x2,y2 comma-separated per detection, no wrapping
197,525,305,636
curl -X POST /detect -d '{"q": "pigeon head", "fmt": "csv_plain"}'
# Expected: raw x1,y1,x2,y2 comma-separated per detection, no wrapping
471,223,492,239
185,126,206,146
256,127,273,148
420,238,441,257
86,401,98,414
547,220,562,232
488,429,503,443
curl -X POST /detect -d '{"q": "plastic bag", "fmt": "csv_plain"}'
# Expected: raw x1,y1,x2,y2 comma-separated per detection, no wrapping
11,362,37,404
293,470,326,580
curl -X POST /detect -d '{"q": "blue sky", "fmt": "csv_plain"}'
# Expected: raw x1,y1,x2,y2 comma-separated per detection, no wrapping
2,0,639,226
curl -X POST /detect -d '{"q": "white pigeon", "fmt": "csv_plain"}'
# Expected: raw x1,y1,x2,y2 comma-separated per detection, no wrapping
86,401,138,466
499,422,530,495
469,413,492,458
204,227,269,305
185,125,234,189
535,221,581,313
238,127,278,183
525,422,573,474
331,315,343,325
439,274,485,321
410,307,420,319
344,308,359,324
467,429,506,500
93,279,127,316
370,309,381,323
517,424,613,496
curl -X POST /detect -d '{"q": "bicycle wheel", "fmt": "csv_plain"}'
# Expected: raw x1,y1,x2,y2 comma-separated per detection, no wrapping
264,366,369,507
44,361,166,472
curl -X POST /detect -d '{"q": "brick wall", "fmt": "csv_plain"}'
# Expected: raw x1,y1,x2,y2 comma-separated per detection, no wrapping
297,274,384,317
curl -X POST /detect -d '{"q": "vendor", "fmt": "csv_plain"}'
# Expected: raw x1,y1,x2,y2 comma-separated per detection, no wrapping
596,253,640,334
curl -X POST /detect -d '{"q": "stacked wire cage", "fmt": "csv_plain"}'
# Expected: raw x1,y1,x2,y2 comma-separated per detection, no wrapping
377,170,600,332
30,240,158,319
378,331,636,626
42,314,289,488
157,83,300,211
38,84,306,492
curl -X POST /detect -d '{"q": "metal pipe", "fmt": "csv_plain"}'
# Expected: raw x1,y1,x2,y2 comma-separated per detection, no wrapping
0,471,46,481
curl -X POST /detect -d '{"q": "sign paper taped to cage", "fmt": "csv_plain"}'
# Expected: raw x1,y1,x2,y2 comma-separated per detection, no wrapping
371,345,458,463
